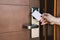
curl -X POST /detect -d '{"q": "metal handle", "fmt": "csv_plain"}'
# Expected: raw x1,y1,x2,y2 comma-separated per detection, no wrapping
23,24,39,29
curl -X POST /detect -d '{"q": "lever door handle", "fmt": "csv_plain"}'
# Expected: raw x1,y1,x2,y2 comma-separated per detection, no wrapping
23,24,39,29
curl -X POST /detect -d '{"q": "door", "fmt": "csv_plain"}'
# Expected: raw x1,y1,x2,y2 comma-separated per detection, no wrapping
0,0,30,40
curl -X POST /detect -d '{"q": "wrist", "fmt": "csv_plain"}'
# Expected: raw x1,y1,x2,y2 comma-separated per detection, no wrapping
54,17,58,25
51,17,57,24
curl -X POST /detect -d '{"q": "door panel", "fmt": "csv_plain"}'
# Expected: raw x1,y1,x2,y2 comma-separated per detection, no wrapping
0,5,30,33
0,5,30,40
0,0,30,40
0,0,29,5
0,31,30,40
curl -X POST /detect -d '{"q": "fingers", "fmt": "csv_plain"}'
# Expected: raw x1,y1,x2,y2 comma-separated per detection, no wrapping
40,13,51,25
42,13,48,16
41,19,48,25
41,22,48,25
41,13,48,19
40,17,48,25
40,13,55,25
41,13,53,22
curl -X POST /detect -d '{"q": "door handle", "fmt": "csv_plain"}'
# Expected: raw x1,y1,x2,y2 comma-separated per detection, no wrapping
23,24,39,29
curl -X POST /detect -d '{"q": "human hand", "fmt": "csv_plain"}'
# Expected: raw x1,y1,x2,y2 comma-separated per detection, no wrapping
40,13,56,25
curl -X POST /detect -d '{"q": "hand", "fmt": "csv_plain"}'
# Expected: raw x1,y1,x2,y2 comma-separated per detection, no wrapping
40,13,56,25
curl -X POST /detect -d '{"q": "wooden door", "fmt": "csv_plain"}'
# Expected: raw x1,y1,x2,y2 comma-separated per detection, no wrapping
0,0,30,40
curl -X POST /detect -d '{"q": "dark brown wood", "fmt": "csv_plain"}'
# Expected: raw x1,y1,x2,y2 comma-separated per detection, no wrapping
57,0,60,40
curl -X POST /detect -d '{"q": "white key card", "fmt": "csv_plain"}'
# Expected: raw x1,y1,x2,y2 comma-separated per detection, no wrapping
32,10,42,21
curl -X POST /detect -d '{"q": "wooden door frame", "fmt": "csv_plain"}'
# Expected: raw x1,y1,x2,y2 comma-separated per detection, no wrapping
54,0,57,40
